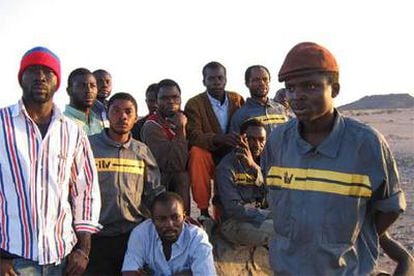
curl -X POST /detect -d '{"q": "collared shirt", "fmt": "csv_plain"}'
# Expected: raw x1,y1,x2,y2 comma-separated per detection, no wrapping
207,92,229,133
0,100,101,265
88,130,163,236
64,105,106,135
261,110,406,275
230,97,288,135
216,151,268,224
122,220,216,276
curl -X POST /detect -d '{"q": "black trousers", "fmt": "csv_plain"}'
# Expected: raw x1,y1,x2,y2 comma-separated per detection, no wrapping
85,232,131,276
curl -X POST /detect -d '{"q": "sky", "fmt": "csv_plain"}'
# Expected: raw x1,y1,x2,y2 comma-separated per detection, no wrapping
0,0,413,115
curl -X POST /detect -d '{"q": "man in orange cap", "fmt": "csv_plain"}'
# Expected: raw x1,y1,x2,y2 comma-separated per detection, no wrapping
261,42,409,274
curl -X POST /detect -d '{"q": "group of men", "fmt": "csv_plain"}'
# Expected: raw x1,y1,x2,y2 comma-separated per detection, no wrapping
0,42,412,276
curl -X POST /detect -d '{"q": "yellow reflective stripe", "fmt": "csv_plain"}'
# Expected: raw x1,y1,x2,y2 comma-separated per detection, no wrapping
95,158,144,174
252,114,287,125
267,166,372,197
234,173,256,186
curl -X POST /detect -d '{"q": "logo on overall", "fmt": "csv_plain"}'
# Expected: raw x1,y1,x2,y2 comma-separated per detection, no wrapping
96,159,111,169
284,171,294,184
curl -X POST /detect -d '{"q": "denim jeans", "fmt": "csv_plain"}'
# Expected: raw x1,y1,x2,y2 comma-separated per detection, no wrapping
13,257,67,276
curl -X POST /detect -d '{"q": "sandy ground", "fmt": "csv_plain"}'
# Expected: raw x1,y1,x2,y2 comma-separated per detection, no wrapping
190,108,414,274
342,108,414,272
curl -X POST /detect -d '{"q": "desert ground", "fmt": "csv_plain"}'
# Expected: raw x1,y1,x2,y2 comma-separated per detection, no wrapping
342,108,414,273
191,108,414,275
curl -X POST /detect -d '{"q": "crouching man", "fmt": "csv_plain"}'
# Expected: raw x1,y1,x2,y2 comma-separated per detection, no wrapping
122,192,216,276
216,119,274,246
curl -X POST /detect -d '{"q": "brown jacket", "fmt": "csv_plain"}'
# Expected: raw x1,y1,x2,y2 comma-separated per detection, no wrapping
184,91,244,160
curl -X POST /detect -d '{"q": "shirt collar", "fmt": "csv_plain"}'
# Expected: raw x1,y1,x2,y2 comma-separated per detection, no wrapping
64,105,96,122
246,97,275,107
154,222,187,250
206,91,228,107
13,99,65,122
100,129,132,148
294,109,344,158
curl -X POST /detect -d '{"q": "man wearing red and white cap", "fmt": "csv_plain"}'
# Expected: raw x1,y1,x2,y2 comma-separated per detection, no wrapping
0,47,101,275
261,42,407,274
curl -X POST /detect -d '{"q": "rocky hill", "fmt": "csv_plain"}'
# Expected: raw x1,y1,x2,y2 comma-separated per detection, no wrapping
338,93,414,110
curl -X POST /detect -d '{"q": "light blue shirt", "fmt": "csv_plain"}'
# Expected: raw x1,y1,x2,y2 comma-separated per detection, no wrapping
207,92,229,133
63,105,105,135
122,220,216,276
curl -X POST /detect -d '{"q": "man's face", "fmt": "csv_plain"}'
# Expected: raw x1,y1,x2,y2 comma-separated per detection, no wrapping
146,90,158,114
108,99,137,135
94,72,112,100
152,200,185,243
21,65,58,105
157,86,181,118
285,73,338,122
246,67,270,98
245,125,266,159
203,67,226,99
274,88,289,108
67,74,97,111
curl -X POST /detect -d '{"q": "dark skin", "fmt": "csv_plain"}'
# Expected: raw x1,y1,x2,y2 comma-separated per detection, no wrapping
20,65,57,130
245,67,270,105
67,73,98,115
235,125,267,173
379,232,414,275
107,99,138,144
202,66,242,148
146,89,158,114
122,200,189,276
286,72,404,271
1,66,56,275
0,65,90,275
203,67,226,103
65,232,91,275
157,85,187,138
94,71,112,103
285,73,340,146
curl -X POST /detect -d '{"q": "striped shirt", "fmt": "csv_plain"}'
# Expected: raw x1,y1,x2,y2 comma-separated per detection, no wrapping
0,100,102,265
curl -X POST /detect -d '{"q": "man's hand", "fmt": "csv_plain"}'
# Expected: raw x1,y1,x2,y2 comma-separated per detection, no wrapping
236,135,260,171
174,112,187,129
166,112,187,137
65,249,89,275
66,232,91,275
213,133,241,147
0,258,17,276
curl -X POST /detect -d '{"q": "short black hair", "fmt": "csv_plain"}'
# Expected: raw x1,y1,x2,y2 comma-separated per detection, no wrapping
93,69,111,77
145,83,159,97
240,119,265,135
150,192,185,214
67,68,93,87
156,79,181,99
202,61,226,79
245,65,271,83
107,92,138,114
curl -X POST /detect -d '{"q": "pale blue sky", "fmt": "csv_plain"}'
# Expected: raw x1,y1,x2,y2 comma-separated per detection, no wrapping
1,0,413,115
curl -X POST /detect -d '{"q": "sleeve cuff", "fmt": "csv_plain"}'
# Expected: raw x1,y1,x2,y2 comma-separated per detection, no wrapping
74,221,103,233
372,190,406,213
